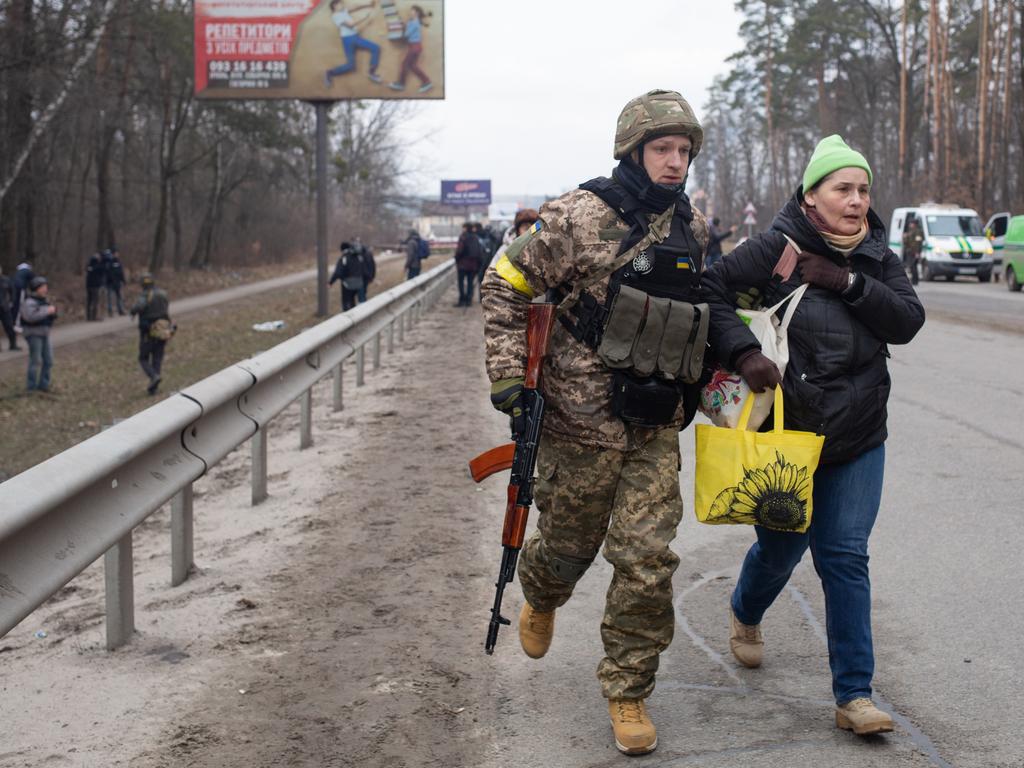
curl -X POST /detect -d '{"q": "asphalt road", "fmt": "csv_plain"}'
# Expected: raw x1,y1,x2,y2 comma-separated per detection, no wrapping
912,274,1023,334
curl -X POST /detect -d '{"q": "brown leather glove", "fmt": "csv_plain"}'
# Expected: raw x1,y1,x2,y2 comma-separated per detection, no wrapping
735,349,782,393
797,250,850,293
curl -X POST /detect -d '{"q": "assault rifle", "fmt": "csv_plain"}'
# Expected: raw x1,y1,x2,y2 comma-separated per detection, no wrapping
469,302,557,655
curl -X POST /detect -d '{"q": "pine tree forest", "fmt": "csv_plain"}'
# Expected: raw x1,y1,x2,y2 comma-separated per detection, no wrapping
696,0,1024,231
0,0,419,277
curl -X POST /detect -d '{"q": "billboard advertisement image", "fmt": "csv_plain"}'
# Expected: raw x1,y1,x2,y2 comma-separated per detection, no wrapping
441,180,492,205
194,0,444,100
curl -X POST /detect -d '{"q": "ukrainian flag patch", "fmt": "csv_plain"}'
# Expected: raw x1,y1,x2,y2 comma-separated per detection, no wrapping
677,256,694,270
530,220,542,235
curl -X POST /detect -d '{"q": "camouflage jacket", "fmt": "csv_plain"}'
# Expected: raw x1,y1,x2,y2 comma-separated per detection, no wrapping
480,188,708,450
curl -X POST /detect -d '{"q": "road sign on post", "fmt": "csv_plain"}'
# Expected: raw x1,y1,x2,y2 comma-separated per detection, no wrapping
743,202,758,239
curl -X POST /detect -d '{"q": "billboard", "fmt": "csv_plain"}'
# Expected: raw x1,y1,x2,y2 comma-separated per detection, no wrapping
194,0,445,100
441,180,492,205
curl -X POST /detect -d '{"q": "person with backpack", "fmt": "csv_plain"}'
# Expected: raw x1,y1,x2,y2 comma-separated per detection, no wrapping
104,246,127,316
480,90,711,755
454,222,483,306
403,229,429,279
130,273,173,395
330,241,368,311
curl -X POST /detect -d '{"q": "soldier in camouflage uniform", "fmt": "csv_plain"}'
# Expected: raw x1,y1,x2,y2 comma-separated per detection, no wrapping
480,90,710,755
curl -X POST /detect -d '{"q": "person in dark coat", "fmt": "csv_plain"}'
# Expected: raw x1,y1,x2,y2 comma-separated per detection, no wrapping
329,241,369,311
11,261,34,332
0,266,20,350
453,222,483,306
701,135,925,737
104,247,127,315
85,252,106,321
704,217,734,269
130,274,172,395
353,237,375,303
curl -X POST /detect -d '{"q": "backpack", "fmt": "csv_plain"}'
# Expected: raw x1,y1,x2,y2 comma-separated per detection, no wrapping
416,238,430,260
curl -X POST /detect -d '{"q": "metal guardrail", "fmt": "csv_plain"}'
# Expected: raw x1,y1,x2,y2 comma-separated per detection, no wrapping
0,260,455,648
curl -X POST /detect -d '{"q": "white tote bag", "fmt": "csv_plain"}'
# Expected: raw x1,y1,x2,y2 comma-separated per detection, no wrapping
700,281,808,431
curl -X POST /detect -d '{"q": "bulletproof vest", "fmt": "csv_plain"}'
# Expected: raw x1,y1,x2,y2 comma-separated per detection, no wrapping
558,177,704,349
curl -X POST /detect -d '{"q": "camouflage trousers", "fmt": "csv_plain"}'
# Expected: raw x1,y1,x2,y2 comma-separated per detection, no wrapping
518,427,684,700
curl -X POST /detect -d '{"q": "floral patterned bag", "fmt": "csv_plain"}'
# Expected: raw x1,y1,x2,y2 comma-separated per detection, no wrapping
694,387,824,533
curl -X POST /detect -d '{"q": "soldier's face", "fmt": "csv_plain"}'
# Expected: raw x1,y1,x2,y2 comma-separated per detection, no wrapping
642,135,691,185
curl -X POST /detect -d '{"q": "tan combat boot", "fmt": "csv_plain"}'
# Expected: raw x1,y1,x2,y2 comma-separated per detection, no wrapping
608,698,657,755
730,610,763,668
835,698,894,735
518,603,555,659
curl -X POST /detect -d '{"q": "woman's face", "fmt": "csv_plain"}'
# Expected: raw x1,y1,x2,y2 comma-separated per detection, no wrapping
803,167,870,236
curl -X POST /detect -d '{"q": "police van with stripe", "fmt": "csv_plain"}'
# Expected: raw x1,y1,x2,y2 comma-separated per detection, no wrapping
889,204,994,283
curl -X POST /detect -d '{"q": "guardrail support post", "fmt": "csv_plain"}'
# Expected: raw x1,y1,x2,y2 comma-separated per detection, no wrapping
333,362,344,411
356,346,365,386
373,333,382,370
252,427,268,505
171,485,194,587
388,321,395,353
104,532,135,650
300,389,313,449
398,312,406,342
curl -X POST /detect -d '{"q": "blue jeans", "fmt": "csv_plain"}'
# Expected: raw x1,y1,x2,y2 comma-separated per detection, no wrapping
26,335,53,391
457,269,476,305
327,35,381,77
731,444,885,705
406,264,421,280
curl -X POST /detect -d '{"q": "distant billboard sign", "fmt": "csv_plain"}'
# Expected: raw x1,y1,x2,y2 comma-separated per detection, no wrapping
194,0,445,100
441,180,491,205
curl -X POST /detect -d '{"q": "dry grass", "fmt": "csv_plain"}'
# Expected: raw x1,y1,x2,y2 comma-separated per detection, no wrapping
0,257,417,481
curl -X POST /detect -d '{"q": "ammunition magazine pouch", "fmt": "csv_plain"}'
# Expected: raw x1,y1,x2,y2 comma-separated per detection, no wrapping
596,285,709,384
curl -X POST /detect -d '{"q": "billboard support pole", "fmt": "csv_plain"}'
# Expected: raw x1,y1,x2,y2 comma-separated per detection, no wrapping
314,101,333,318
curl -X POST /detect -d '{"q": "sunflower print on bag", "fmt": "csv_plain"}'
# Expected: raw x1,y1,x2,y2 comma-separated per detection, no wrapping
708,451,811,532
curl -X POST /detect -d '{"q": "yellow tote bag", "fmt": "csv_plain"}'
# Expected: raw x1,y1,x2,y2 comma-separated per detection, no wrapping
694,387,824,533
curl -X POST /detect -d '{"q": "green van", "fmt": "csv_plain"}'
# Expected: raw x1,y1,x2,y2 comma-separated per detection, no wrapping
1003,216,1024,291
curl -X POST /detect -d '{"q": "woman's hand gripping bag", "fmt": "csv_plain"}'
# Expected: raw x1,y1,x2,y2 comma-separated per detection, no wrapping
695,386,824,533
699,283,807,431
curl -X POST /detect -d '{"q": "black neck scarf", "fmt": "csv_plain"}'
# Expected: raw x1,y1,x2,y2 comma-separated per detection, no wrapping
612,156,693,221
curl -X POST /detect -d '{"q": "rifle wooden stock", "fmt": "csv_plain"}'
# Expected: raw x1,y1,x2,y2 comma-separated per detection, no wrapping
524,303,556,389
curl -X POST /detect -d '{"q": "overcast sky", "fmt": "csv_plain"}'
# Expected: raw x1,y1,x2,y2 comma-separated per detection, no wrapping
399,0,744,199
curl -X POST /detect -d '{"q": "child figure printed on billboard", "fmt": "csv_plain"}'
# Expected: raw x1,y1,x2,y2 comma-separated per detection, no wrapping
194,0,444,100
387,4,433,93
324,0,383,87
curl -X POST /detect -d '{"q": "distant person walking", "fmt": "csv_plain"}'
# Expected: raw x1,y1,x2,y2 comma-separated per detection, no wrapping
454,222,483,307
20,276,56,392
354,237,376,303
0,266,20,351
104,247,127,315
387,4,433,94
85,251,105,321
11,261,33,334
403,229,429,279
704,217,734,269
324,0,383,87
902,219,923,286
130,274,173,395
330,241,369,311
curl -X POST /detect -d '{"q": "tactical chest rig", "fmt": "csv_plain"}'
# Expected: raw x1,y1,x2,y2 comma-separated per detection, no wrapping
553,177,710,428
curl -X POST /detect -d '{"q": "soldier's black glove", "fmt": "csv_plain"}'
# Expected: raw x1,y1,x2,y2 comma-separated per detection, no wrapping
797,251,850,293
734,349,782,394
490,376,526,436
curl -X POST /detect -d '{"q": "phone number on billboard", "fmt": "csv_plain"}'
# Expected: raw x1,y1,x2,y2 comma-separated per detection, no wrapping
208,60,289,89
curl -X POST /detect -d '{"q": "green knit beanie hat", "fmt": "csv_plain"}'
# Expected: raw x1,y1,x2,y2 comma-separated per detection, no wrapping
802,134,873,192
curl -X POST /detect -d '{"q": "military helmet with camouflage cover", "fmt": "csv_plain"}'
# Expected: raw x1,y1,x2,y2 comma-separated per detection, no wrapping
614,89,703,161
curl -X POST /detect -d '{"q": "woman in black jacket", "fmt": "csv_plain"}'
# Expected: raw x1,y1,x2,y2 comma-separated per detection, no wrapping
702,135,925,736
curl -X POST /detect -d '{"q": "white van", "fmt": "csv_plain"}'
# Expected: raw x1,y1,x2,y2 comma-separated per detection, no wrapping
889,205,994,282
